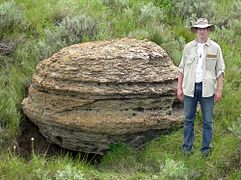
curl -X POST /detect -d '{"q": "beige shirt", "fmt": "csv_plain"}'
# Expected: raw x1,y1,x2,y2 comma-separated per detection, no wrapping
178,38,225,97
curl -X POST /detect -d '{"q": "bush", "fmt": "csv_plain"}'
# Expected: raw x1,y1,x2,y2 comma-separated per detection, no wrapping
128,29,149,39
138,2,164,25
227,19,241,36
147,26,185,66
161,158,188,179
101,0,129,11
172,0,216,24
35,14,98,60
0,1,28,37
48,0,81,24
59,15,98,44
35,26,68,60
54,164,85,180
152,158,189,179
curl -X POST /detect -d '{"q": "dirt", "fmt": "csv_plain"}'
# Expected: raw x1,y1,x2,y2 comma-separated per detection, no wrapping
14,118,102,163
14,118,60,157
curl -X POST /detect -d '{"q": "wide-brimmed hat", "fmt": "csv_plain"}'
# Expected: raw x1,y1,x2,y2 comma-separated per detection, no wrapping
191,18,214,32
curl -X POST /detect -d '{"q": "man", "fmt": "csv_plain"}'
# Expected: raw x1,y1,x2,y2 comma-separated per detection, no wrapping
177,18,225,156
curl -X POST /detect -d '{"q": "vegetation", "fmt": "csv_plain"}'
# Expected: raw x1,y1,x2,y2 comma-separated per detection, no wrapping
0,0,240,179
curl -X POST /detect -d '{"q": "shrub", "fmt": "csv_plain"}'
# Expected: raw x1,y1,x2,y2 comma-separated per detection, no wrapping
101,0,129,11
128,29,149,39
227,19,241,36
0,1,28,37
161,158,188,179
54,164,85,180
35,26,68,60
153,158,189,179
138,2,164,25
227,0,241,26
172,0,216,24
154,0,173,11
147,26,185,66
35,14,98,60
49,0,81,24
59,15,98,44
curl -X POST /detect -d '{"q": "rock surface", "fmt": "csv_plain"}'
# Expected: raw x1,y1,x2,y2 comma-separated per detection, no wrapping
22,38,183,155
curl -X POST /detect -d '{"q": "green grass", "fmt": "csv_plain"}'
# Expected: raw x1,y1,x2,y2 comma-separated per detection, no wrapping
0,0,240,179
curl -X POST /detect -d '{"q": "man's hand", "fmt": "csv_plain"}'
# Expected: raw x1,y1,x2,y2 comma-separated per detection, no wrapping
177,87,184,102
215,89,222,102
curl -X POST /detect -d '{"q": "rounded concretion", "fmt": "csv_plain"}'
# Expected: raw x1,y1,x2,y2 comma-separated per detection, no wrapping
22,38,183,154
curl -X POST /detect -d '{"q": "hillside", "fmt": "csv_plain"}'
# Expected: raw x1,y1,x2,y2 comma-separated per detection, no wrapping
0,0,240,179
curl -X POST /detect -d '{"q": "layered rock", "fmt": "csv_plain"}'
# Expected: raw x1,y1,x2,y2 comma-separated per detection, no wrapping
22,38,183,154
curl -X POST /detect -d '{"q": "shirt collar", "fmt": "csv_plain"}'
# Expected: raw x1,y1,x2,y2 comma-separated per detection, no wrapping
192,38,210,47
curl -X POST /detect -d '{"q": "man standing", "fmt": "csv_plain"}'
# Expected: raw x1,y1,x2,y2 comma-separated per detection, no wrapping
177,18,225,156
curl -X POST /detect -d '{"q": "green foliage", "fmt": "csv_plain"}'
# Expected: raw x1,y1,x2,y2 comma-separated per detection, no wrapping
0,153,92,179
0,0,240,179
173,27,195,43
34,14,98,60
101,0,129,10
0,126,3,144
229,116,241,140
172,0,216,24
15,40,38,76
59,15,98,44
210,134,240,177
0,1,29,38
54,164,85,180
227,169,241,180
46,0,81,23
99,144,141,173
0,65,26,137
225,1,241,37
35,27,68,60
138,2,164,25
160,158,188,179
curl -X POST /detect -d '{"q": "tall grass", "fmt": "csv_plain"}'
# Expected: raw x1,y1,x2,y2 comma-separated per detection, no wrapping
0,0,240,179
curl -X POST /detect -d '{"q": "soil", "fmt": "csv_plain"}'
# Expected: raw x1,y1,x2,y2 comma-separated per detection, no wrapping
15,118,61,157
14,118,102,164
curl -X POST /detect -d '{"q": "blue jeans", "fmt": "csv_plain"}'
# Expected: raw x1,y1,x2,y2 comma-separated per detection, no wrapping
182,82,214,153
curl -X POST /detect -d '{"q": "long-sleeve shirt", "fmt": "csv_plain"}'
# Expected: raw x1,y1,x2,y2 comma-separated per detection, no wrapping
178,38,225,97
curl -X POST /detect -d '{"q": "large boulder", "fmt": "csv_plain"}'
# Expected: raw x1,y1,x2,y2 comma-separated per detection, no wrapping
22,38,183,155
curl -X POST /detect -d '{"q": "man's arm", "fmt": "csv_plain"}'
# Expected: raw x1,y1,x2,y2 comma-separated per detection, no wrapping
215,45,225,102
177,72,184,102
177,45,188,102
215,74,224,102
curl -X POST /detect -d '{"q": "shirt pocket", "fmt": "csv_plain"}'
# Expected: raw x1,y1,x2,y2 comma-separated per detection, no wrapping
206,55,217,72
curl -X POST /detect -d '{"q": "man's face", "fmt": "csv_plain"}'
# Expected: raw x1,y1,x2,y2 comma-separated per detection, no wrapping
196,28,208,40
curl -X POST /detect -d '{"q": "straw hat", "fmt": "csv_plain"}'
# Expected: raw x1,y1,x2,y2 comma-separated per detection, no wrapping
191,18,215,32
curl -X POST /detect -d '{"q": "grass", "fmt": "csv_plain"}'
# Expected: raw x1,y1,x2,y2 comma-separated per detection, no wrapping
0,0,240,179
